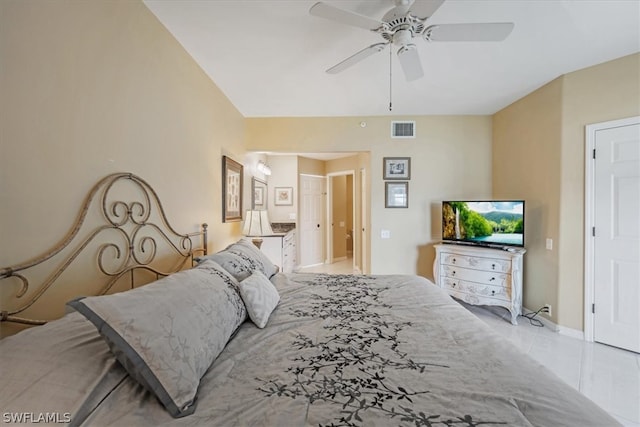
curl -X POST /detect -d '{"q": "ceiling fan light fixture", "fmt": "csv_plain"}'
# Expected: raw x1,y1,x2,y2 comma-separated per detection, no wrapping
393,28,414,46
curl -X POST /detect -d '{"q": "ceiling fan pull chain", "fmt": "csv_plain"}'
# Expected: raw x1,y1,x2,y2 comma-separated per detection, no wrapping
389,44,393,112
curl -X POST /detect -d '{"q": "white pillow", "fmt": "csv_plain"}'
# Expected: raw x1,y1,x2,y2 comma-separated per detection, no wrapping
68,261,246,418
239,270,280,328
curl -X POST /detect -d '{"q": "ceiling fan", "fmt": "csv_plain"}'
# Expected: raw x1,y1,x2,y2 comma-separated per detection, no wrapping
309,0,514,81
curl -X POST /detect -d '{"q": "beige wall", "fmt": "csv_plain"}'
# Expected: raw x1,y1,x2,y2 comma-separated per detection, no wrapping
298,156,325,176
0,0,245,326
246,116,493,276
493,78,563,323
493,53,640,330
266,155,298,222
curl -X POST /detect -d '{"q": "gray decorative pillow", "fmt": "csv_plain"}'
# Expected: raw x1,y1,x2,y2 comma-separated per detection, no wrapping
238,270,280,328
67,260,246,418
195,239,277,280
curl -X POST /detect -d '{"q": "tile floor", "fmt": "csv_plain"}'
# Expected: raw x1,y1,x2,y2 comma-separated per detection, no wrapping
296,258,640,426
296,257,359,274
464,302,640,427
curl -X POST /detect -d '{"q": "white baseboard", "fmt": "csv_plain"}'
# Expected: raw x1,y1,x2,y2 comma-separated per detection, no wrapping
522,307,559,331
558,326,585,340
522,307,584,340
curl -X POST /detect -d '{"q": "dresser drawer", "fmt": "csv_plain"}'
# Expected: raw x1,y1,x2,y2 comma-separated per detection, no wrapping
283,230,295,245
441,265,510,287
441,277,511,302
440,252,511,273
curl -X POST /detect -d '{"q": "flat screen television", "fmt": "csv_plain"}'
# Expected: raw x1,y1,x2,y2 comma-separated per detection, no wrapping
442,200,525,248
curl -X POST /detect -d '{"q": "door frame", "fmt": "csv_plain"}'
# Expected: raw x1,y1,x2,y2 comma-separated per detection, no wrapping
326,170,356,269
584,115,640,342
360,167,367,274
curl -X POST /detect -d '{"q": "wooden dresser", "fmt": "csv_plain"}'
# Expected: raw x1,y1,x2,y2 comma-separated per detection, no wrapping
433,243,525,325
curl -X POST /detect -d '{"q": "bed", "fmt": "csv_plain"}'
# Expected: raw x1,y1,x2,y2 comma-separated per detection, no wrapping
0,173,618,426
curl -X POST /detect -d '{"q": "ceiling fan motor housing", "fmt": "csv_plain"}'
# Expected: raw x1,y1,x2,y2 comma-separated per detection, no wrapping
379,16,426,46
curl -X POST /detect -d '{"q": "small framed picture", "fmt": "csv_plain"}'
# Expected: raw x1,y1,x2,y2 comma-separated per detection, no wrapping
222,155,243,222
383,157,411,180
385,182,408,208
274,187,293,206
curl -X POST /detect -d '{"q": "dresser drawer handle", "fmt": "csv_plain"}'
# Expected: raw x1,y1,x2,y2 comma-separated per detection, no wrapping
492,264,496,270
452,282,456,287
491,290,495,295
489,277,495,281
452,258,456,264
451,270,456,276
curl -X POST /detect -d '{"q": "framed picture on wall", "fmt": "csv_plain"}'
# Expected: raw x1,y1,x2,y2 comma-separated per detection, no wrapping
274,187,293,206
385,182,408,208
252,177,267,209
383,157,411,180
222,155,243,222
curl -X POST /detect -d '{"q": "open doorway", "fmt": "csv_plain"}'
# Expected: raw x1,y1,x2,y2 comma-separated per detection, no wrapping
327,171,356,272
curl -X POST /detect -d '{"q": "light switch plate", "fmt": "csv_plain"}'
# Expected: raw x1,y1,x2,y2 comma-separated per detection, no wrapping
381,229,391,239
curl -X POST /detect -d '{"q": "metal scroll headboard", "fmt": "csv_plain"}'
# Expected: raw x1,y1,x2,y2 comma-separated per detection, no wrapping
0,172,208,327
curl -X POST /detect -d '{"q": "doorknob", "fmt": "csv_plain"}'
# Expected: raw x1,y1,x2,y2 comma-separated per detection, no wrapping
317,224,320,228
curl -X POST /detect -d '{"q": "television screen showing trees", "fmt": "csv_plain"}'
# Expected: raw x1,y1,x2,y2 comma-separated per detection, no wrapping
442,201,524,247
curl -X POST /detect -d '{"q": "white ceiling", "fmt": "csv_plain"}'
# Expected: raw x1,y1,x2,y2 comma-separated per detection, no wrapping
144,0,640,118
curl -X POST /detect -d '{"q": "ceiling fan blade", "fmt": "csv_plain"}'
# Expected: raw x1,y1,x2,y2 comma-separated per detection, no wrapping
382,4,411,22
327,43,387,74
423,23,515,42
310,2,384,31
397,45,424,82
408,0,445,19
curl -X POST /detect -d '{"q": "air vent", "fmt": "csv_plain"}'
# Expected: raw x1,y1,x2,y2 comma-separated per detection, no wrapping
391,121,415,138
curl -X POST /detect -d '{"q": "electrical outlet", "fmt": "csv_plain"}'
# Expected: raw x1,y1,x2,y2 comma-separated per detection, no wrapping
544,304,552,317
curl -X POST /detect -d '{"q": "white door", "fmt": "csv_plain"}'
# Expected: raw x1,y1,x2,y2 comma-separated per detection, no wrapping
299,175,324,267
593,121,640,353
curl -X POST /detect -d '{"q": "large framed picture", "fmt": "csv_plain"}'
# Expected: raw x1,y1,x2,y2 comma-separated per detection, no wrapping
383,157,411,180
274,187,293,206
385,182,408,208
222,156,243,222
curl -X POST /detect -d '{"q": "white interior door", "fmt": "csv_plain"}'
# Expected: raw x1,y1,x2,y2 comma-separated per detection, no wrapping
299,175,324,267
593,121,640,353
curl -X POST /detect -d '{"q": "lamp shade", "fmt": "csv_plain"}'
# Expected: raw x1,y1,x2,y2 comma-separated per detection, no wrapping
242,210,274,237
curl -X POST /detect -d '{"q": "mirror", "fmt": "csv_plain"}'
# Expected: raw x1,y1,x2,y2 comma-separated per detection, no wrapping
251,177,267,210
